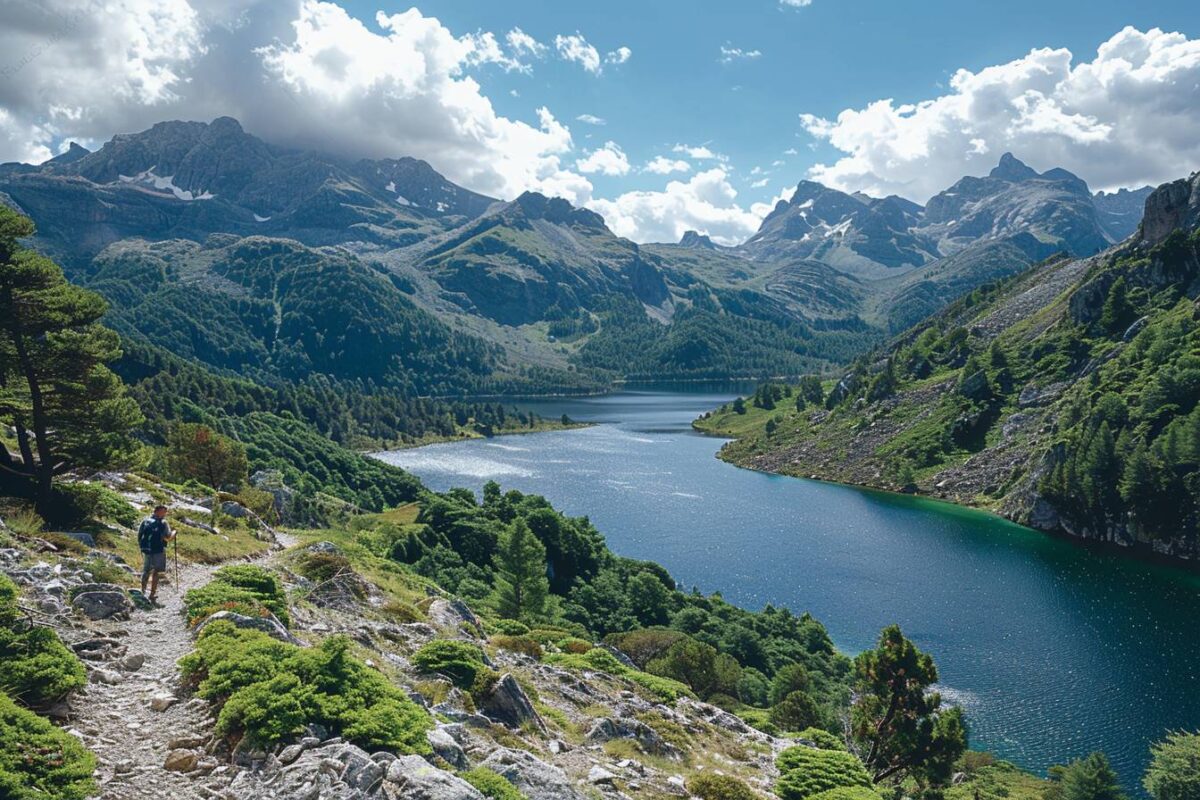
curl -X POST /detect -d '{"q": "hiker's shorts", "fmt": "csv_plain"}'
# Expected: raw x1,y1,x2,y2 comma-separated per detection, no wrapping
141,551,167,579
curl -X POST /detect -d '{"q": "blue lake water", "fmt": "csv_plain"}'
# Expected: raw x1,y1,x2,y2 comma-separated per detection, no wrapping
375,389,1200,790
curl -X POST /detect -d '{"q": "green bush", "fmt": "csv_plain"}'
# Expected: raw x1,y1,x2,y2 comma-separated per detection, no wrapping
770,691,822,732
295,550,354,583
490,619,530,636
3,507,45,537
775,746,873,800
0,576,86,709
490,635,543,660
543,648,693,702
181,620,431,751
461,767,529,799
0,691,96,800
686,773,759,800
184,565,289,627
0,576,17,626
806,788,882,800
411,640,487,690
557,637,593,654
214,564,284,597
796,727,846,751
62,483,139,527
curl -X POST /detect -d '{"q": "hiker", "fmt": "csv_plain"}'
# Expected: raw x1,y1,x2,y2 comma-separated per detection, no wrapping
138,505,175,603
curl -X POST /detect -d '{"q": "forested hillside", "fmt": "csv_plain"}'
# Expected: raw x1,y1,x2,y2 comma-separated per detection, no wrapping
699,171,1200,561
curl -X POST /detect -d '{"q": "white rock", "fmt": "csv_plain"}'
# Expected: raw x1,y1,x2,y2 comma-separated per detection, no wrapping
150,693,178,712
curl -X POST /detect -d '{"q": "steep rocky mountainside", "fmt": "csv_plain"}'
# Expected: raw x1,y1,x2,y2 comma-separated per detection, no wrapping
0,119,1154,389
700,171,1200,561
0,117,493,263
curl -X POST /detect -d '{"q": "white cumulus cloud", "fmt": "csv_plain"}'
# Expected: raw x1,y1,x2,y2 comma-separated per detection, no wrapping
719,45,762,64
799,26,1200,201
506,27,545,59
587,168,763,245
576,113,606,125
555,33,601,73
606,46,632,65
780,0,813,7
644,156,691,174
672,143,725,161
576,140,630,176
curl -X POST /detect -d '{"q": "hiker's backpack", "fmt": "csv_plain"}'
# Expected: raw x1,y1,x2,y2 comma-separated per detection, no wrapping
138,518,165,553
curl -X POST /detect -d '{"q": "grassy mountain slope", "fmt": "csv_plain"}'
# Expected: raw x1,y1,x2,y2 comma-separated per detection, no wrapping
698,172,1200,561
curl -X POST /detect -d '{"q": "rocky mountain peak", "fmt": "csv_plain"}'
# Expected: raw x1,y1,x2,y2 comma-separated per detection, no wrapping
44,142,91,166
1140,172,1200,246
989,152,1040,182
509,191,607,229
679,230,716,249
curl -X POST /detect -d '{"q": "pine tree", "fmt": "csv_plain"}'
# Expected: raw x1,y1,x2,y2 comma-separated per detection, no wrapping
1099,277,1134,335
492,519,549,621
164,423,249,490
852,625,967,786
1055,752,1125,800
1119,442,1156,506
0,207,142,517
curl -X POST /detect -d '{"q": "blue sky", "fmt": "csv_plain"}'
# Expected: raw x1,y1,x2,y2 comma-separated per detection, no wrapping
1,0,1198,244
394,0,1200,203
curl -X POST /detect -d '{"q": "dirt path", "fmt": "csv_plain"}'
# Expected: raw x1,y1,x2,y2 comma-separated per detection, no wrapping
73,531,298,799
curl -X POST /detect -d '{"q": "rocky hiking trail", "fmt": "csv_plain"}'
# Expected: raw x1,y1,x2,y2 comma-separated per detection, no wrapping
9,525,297,800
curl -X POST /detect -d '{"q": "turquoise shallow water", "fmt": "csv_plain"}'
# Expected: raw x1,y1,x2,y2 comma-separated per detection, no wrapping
376,389,1200,791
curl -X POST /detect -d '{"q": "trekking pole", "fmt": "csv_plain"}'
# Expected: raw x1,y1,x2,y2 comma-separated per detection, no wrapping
174,531,180,593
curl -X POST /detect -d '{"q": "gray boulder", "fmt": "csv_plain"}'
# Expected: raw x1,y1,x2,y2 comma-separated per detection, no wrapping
426,598,484,637
585,717,682,759
477,673,547,734
480,748,586,800
335,744,384,794
71,584,131,620
194,610,300,645
383,755,484,799
426,727,469,770
61,532,96,548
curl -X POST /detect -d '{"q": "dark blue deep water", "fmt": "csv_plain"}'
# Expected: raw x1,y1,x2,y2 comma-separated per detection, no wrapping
376,389,1200,790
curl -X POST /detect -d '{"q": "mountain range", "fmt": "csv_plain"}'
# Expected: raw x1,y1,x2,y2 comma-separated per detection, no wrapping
0,117,1154,389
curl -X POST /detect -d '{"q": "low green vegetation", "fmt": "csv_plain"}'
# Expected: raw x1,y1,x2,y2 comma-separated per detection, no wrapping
460,767,529,799
775,745,875,799
182,564,290,626
411,640,489,690
543,647,693,702
179,593,431,751
685,772,760,800
0,576,95,799
0,692,96,800
0,575,86,709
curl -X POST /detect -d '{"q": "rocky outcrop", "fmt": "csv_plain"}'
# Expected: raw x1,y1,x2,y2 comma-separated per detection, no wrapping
71,583,132,620
194,609,300,644
585,717,682,759
476,673,547,734
479,748,586,800
1140,172,1200,246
